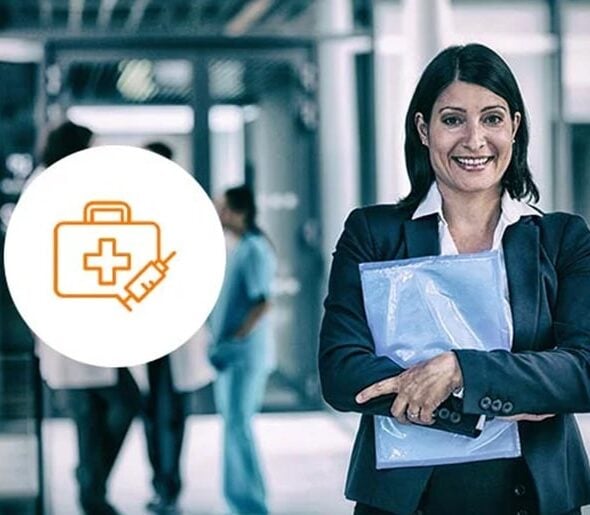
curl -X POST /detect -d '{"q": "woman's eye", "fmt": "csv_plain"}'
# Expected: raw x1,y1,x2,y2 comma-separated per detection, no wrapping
441,116,463,127
484,114,503,125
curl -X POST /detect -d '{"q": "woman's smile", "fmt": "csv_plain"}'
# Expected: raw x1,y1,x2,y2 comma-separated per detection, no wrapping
451,155,495,172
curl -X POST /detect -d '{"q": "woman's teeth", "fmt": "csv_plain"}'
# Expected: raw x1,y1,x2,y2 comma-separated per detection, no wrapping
453,156,492,170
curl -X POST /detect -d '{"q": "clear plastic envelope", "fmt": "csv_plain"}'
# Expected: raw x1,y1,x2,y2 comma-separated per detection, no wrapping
359,251,521,469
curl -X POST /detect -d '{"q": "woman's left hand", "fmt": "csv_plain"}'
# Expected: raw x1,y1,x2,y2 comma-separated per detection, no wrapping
355,352,463,425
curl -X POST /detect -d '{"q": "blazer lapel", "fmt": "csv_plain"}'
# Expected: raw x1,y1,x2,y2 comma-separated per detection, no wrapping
503,220,540,352
402,215,440,258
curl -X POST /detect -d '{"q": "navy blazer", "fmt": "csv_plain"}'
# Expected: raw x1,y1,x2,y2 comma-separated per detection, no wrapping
319,203,590,514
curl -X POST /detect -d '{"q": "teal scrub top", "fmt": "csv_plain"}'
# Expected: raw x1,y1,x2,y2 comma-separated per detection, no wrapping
209,231,276,370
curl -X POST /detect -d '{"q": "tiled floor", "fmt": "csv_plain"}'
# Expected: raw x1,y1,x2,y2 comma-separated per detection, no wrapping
41,413,590,515
43,412,356,515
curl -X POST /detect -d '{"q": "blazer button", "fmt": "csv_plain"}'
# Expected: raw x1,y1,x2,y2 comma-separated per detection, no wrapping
491,399,503,412
514,484,526,496
502,401,514,415
480,396,492,410
450,412,461,424
438,407,450,420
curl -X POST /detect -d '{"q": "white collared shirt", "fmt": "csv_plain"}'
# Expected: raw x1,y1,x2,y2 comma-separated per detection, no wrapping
413,182,541,259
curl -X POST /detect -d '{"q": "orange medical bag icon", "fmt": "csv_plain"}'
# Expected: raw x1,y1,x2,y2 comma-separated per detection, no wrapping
54,200,175,311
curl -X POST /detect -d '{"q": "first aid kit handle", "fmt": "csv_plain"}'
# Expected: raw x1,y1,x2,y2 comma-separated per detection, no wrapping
84,201,132,223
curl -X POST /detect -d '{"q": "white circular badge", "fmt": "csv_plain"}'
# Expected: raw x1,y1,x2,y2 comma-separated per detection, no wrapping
4,145,226,367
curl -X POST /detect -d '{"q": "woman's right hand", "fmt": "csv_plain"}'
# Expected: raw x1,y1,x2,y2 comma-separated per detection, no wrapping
355,352,462,425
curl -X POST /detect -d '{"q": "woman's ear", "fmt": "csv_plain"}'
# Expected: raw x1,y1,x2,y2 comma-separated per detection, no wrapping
414,112,429,147
512,111,522,140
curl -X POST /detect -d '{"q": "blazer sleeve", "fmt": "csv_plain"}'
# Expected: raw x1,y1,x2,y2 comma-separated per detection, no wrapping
319,208,404,416
318,209,474,427
456,215,590,416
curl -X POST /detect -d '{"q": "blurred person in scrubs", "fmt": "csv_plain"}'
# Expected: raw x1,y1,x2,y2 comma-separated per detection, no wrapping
208,184,276,515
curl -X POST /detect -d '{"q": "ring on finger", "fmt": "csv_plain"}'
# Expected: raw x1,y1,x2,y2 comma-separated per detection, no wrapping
407,409,420,419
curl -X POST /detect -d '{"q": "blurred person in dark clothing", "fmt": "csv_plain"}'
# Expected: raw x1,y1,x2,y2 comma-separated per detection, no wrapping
140,141,215,514
141,140,184,514
34,120,141,515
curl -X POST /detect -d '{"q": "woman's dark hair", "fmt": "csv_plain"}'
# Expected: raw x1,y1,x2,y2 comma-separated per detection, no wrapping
225,184,261,234
41,121,93,167
400,43,539,209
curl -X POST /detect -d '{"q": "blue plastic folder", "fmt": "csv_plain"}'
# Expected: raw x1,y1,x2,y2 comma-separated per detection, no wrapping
359,251,521,469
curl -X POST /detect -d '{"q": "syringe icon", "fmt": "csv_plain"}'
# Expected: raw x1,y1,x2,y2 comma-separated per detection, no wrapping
118,251,176,312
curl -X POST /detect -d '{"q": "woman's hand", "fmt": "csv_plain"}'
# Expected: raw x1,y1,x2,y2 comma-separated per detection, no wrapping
355,352,463,425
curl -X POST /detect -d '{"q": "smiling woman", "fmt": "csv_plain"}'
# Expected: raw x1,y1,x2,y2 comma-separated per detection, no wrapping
319,43,590,515
415,81,520,198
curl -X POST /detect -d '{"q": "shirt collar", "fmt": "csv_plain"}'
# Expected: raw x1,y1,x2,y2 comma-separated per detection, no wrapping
412,183,445,220
412,182,541,224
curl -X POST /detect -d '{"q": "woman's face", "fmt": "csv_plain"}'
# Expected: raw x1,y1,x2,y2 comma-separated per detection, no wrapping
415,80,521,199
216,196,245,233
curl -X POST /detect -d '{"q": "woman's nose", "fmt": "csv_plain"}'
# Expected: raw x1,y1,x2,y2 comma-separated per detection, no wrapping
462,123,486,151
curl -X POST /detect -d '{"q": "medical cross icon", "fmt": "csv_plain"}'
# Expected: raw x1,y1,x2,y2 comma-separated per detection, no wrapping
84,237,131,285
54,200,177,311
